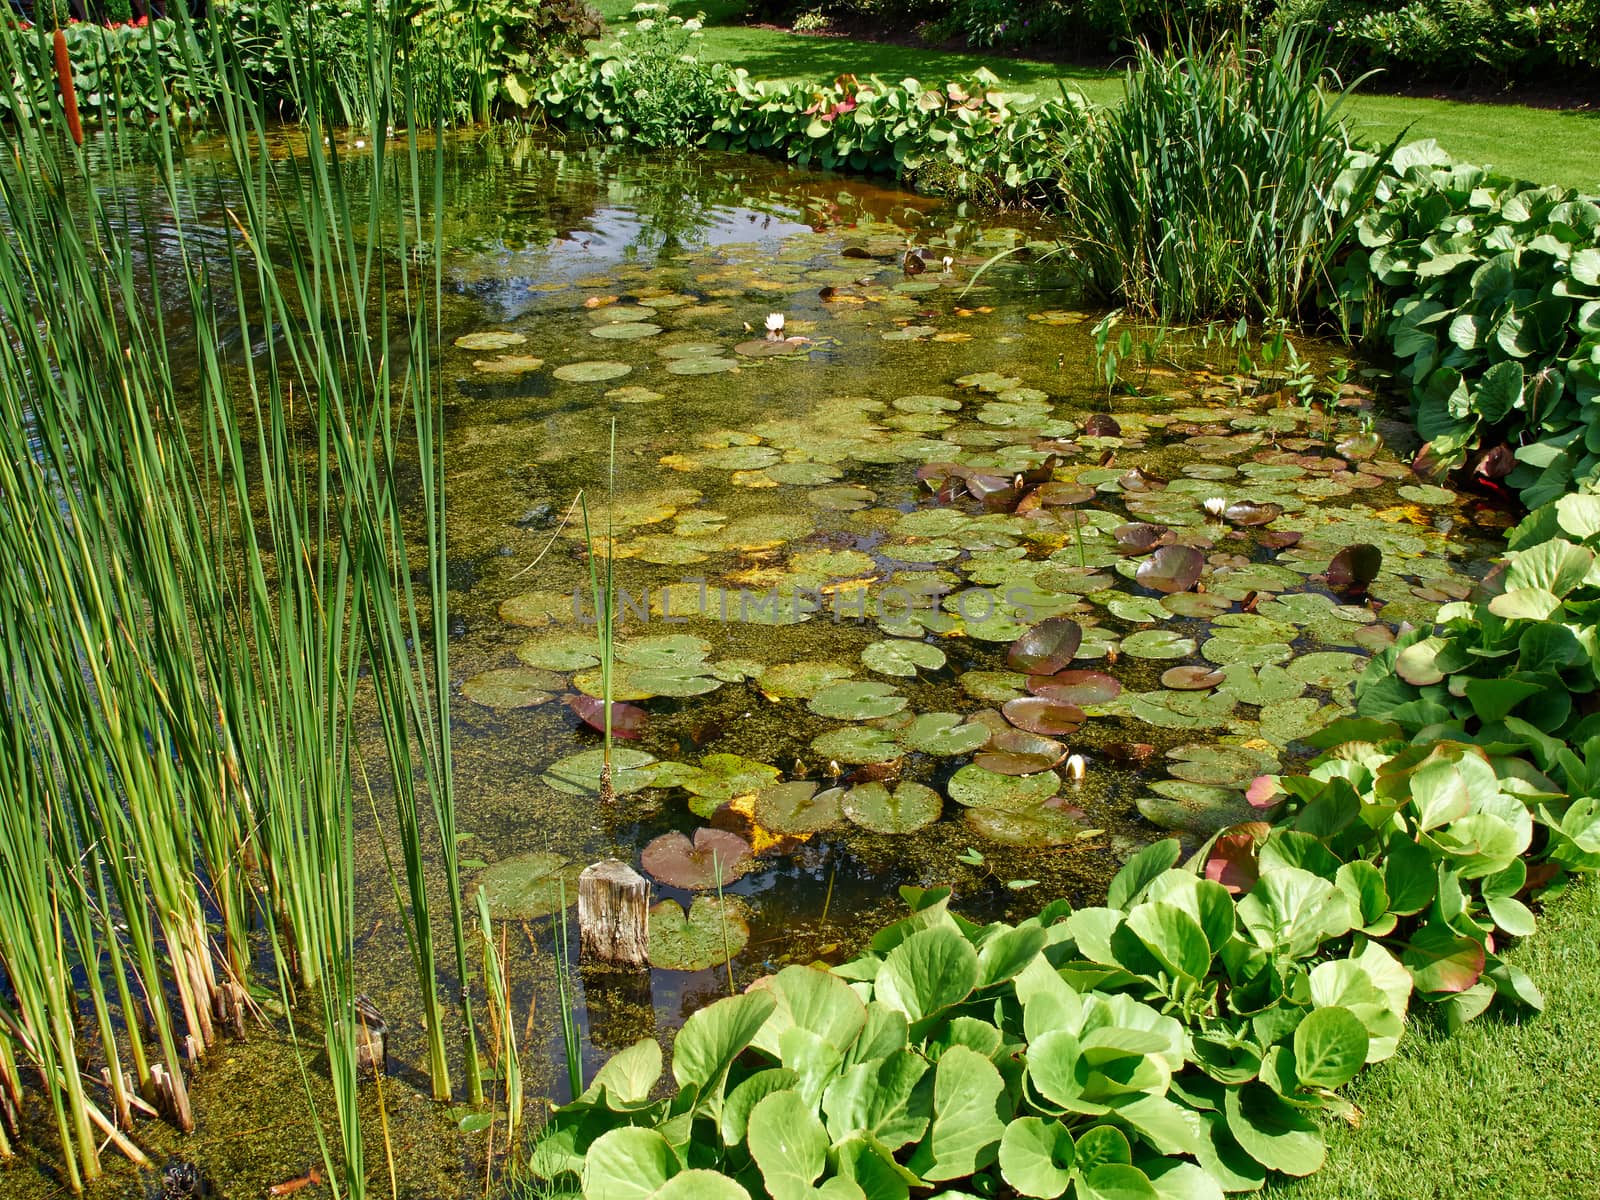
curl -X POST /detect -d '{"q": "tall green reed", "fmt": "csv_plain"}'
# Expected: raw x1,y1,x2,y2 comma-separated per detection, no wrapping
0,3,480,1192
1052,28,1399,322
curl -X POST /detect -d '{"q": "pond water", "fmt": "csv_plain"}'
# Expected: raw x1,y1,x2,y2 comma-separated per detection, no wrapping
1,130,1514,1198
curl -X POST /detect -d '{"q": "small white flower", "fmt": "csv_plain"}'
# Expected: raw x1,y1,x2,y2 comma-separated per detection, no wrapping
765,312,785,339
683,17,703,30
1065,754,1086,780
941,255,954,272
1204,497,1227,518
635,17,656,29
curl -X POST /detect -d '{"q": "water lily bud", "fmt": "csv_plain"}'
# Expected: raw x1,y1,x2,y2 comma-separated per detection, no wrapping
1065,754,1086,780
1203,497,1226,518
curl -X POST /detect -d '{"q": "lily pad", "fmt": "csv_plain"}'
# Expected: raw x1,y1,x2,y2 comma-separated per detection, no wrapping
808,681,908,721
460,668,562,709
811,726,903,764
1166,744,1278,787
516,633,601,672
680,755,784,810
862,639,947,676
966,804,1093,847
757,661,856,699
455,330,526,350
543,747,659,796
842,781,942,834
1136,783,1255,837
947,764,1060,810
1215,664,1306,706
1121,630,1198,660
470,852,582,920
616,635,714,670
590,322,663,340
1007,618,1084,674
474,354,545,374
1001,696,1085,736
1327,544,1382,596
648,897,750,971
499,590,573,628
898,712,991,756
976,730,1068,775
666,357,740,376
606,385,665,403
752,781,844,835
640,829,754,890
1223,502,1283,527
1137,545,1205,594
1161,666,1224,691
553,361,632,383
1026,671,1121,706
565,694,647,739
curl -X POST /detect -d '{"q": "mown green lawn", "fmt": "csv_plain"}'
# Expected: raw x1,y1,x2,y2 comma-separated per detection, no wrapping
1273,876,1600,1200
598,0,1600,190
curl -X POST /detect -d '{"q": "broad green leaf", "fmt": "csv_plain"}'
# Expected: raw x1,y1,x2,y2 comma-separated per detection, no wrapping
1107,839,1181,909
821,1050,932,1151
915,1045,1007,1181
646,1171,752,1199
976,923,1049,987
1291,1006,1369,1089
722,1069,799,1147
998,1117,1075,1198
1076,1163,1160,1200
875,925,979,1021
1125,901,1212,982
586,1038,662,1106
672,991,778,1113
582,1127,678,1200
748,1090,828,1200
1223,1083,1325,1176
750,964,867,1058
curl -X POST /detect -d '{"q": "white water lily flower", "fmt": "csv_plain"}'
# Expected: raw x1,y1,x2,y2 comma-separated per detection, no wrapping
1204,497,1227,517
1065,754,1086,780
942,255,954,272
765,312,785,339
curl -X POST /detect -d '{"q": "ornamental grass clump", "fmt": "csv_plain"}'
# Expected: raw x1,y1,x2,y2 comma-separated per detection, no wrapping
1053,29,1397,322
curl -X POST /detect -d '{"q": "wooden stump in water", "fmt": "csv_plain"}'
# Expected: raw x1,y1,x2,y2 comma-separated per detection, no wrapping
578,859,650,969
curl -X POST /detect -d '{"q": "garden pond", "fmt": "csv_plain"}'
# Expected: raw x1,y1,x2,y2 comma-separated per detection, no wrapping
3,129,1516,1198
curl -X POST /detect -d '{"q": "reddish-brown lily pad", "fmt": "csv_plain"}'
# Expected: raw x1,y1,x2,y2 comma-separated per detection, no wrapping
1008,618,1084,674
1223,502,1283,527
1136,545,1205,594
1327,543,1383,596
975,730,1068,775
1160,666,1225,691
1002,696,1086,736
564,694,646,739
1026,671,1121,706
640,829,753,890
1082,413,1122,438
1114,522,1169,554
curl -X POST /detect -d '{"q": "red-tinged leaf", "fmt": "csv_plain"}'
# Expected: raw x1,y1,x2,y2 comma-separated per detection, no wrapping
1259,530,1303,550
565,693,646,739
1114,522,1169,554
1206,825,1268,894
1002,696,1086,736
1471,443,1515,480
1008,618,1084,674
1161,666,1224,691
1246,775,1284,808
1327,544,1382,596
1412,442,1451,481
1223,501,1283,527
1402,925,1486,994
1136,545,1205,594
975,729,1068,775
1082,413,1122,437
1336,431,1383,462
641,829,752,890
1118,467,1163,491
1026,670,1121,705
1102,742,1156,765
1035,482,1095,505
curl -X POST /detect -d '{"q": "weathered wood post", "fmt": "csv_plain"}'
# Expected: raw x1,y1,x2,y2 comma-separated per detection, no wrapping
578,859,650,969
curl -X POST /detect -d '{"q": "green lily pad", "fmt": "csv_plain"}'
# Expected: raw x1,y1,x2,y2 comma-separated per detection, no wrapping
470,852,582,920
947,764,1060,811
680,755,784,809
1121,630,1198,660
455,330,526,350
960,670,1031,702
640,828,753,890
590,322,663,340
862,639,947,676
575,663,721,700
658,342,727,359
808,681,908,721
752,781,844,835
606,385,664,403
499,590,573,628
1124,690,1239,730
543,748,659,796
757,661,856,699
616,635,714,670
460,668,562,709
1285,651,1366,689
843,781,942,834
648,897,750,971
1215,664,1306,706
898,712,991,756
966,804,1093,847
1255,697,1335,747
516,633,601,672
811,726,904,764
553,361,632,383
1166,744,1278,787
1136,783,1255,836
473,354,544,374
666,357,740,376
